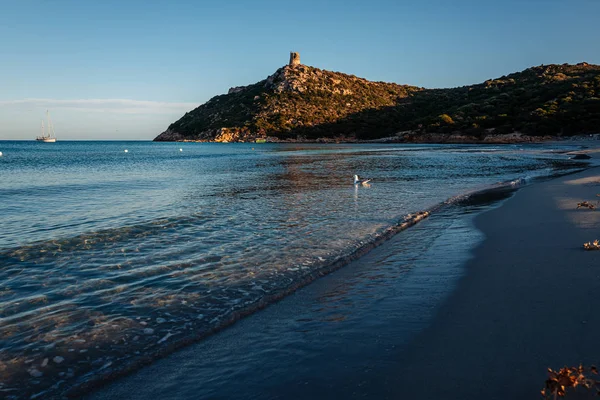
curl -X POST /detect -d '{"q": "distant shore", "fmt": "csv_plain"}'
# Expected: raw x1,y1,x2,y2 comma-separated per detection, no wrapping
162,133,600,145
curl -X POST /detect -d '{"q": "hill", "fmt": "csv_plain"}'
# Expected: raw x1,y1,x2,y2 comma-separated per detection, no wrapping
154,58,600,142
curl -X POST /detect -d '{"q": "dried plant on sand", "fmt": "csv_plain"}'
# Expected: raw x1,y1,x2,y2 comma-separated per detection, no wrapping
583,240,600,251
577,201,596,210
542,365,600,399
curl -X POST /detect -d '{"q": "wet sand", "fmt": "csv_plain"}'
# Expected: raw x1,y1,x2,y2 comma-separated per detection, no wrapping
388,164,600,399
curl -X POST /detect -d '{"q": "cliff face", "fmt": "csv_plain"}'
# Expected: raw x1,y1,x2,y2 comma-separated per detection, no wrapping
155,62,600,142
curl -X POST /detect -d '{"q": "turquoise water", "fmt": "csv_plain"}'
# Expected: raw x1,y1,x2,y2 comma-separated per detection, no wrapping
0,141,585,398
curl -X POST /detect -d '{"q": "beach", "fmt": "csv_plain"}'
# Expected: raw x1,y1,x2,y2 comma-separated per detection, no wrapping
387,159,600,399
85,147,600,400
1,142,597,399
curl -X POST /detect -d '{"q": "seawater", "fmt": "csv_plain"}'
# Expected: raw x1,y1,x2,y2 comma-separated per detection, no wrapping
0,141,585,398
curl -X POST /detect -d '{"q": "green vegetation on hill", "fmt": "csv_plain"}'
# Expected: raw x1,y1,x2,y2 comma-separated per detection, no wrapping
400,63,600,137
155,62,600,142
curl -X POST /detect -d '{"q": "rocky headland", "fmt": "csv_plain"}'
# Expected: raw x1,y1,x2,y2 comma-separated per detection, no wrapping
154,54,600,143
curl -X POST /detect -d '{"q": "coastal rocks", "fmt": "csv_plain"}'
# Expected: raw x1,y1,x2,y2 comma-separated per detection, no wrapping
214,128,241,143
52,356,64,364
154,129,186,142
398,131,555,144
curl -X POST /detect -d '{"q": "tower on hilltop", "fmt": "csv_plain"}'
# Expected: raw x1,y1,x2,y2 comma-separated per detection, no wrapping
289,52,301,66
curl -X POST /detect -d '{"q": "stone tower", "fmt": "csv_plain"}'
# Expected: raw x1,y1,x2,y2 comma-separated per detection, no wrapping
289,52,301,66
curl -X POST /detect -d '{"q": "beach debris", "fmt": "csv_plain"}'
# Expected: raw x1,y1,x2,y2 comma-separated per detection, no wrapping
576,201,595,210
583,240,600,251
542,365,599,399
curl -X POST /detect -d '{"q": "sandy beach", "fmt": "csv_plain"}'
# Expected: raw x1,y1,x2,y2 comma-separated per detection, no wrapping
85,146,600,400
388,160,600,399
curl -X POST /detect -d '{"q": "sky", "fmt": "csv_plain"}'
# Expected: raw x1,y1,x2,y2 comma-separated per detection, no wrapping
1,0,599,140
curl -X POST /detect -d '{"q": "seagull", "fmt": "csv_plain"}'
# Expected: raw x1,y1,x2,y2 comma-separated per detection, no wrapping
353,174,372,186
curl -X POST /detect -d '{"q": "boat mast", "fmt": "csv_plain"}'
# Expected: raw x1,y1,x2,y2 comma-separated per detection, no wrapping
47,110,55,138
41,120,45,137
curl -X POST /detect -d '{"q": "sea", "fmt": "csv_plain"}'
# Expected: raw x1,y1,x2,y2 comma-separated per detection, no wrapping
0,140,591,399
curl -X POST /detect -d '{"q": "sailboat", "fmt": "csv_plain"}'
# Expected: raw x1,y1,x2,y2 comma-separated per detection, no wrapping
36,110,57,142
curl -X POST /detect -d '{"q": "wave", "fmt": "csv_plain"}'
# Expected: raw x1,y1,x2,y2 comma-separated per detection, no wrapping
0,163,589,399
63,177,529,397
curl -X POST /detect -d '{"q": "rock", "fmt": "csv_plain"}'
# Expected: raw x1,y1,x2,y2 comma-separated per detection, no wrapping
154,129,186,142
53,356,64,364
155,317,166,324
28,368,43,378
143,328,154,335
228,86,248,94
41,358,48,367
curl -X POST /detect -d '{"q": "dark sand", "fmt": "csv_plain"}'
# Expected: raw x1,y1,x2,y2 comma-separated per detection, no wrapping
388,165,600,399
88,160,600,400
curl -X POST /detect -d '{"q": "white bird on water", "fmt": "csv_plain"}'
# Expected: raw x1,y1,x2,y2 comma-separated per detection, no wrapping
353,174,372,186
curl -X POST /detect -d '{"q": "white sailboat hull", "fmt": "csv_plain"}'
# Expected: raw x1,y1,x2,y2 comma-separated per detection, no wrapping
36,137,56,143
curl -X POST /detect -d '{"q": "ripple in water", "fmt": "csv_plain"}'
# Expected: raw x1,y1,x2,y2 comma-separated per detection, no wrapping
0,141,587,398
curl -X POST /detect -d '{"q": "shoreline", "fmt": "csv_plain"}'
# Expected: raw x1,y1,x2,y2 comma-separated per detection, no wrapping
84,155,599,400
5,144,596,399
85,154,600,400
155,133,600,144
65,211,436,398
383,164,600,399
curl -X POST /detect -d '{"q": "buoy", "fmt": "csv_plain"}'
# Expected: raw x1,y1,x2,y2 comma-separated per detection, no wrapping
179,148,183,152
124,149,129,153
0,151,3,157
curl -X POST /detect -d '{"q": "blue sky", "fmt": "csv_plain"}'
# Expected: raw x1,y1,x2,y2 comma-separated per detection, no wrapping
1,0,599,140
